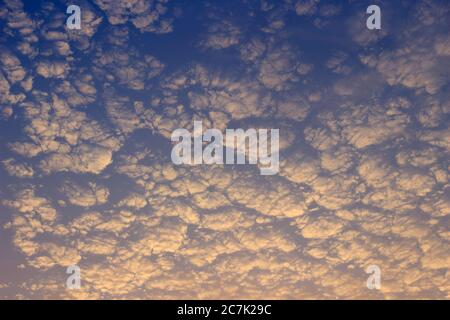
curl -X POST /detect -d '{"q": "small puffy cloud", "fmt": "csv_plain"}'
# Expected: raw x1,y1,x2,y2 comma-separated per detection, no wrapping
396,146,440,167
0,0,449,300
60,182,110,207
36,61,69,79
298,215,345,239
93,0,175,34
320,146,355,175
94,49,165,90
240,38,266,62
358,154,397,189
39,145,114,175
358,2,450,95
435,35,450,56
201,21,241,50
235,224,297,252
348,11,388,46
420,192,450,218
326,52,352,75
2,188,58,224
0,68,26,106
311,174,362,210
0,49,26,83
419,127,450,152
2,158,34,178
295,0,319,16
304,126,340,151
339,101,411,149
395,171,435,196
1,106,13,119
201,208,257,232
420,237,450,270
130,218,187,255
7,93,122,175
280,150,320,184
117,193,148,209
371,49,446,95
416,98,449,128
258,44,301,91
31,243,81,269
226,175,308,218
275,94,310,121
55,75,97,107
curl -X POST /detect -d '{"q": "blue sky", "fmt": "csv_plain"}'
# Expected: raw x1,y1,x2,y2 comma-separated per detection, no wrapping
0,0,449,299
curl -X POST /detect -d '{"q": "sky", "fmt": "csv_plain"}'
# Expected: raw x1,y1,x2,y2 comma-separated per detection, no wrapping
0,0,449,299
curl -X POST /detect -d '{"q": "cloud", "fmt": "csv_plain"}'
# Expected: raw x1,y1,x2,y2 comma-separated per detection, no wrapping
295,0,319,16
60,182,110,207
258,44,301,91
0,49,26,83
94,48,164,90
299,214,345,239
200,21,241,50
0,0,448,300
93,0,175,34
435,35,450,56
36,61,69,79
7,93,122,175
226,175,308,218
39,145,114,175
240,38,266,62
357,1,450,94
2,158,34,178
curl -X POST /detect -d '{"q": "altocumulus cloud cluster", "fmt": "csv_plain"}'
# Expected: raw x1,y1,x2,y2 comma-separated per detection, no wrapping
0,0,449,299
